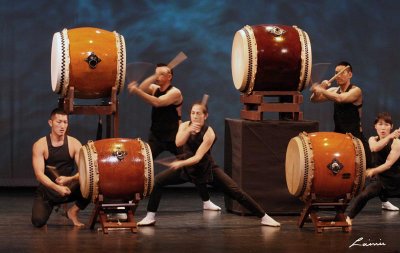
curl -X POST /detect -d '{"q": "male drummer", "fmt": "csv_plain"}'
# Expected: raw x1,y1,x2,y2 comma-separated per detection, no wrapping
310,61,399,211
31,108,90,228
127,63,221,218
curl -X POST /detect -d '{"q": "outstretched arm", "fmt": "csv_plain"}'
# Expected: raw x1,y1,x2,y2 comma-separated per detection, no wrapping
367,139,400,177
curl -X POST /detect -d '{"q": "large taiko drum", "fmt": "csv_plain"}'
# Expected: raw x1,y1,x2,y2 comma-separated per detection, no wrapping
231,24,312,94
51,27,126,99
285,132,366,202
78,138,153,202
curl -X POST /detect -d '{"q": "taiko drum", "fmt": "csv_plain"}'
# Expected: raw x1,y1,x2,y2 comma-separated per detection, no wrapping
78,138,153,202
285,132,366,201
51,27,126,99
231,24,312,94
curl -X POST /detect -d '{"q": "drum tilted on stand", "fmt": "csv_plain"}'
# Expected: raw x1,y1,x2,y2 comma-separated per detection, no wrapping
285,132,366,202
51,27,126,99
78,138,154,202
231,24,312,94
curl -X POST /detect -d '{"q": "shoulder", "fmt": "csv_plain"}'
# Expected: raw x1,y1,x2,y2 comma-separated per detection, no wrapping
67,136,82,149
32,137,47,152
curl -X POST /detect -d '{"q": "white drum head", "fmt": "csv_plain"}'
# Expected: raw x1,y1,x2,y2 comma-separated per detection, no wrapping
51,32,62,93
231,30,249,91
78,147,90,199
285,137,305,197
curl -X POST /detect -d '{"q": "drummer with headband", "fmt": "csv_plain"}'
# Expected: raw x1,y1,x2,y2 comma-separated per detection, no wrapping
310,61,399,211
127,63,221,212
31,108,90,228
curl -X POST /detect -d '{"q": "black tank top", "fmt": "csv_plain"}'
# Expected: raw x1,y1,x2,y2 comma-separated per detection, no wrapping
44,135,75,180
374,139,400,194
150,85,181,141
333,84,363,138
181,124,214,184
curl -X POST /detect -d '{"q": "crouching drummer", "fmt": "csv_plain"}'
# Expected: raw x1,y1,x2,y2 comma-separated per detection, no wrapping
31,108,90,228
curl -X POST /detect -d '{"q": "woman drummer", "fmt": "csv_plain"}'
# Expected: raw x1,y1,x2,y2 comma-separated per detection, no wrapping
137,102,280,227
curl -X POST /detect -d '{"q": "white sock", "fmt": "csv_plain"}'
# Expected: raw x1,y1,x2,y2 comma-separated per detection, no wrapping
203,200,221,211
137,212,156,226
261,214,280,227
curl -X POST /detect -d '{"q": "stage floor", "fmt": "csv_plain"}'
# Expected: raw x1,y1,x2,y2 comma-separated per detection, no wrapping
1,187,399,253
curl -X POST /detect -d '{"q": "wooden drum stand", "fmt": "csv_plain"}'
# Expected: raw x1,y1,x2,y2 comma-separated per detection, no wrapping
298,194,351,233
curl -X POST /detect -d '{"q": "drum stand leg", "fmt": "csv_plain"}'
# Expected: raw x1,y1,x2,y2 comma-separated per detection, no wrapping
298,194,351,233
89,194,141,234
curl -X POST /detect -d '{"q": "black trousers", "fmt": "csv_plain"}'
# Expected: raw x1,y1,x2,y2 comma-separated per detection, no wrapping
31,183,90,228
146,166,265,218
148,133,180,159
347,179,398,219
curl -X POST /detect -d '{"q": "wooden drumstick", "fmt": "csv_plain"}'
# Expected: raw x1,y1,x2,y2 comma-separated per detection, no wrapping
167,52,188,69
46,165,60,179
201,94,209,106
326,65,350,86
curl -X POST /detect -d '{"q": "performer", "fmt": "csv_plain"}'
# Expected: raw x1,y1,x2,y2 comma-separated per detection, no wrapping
127,63,220,211
310,61,398,211
136,102,281,227
347,112,400,225
31,108,90,228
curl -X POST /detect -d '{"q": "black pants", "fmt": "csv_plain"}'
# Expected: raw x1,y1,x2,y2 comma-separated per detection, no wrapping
146,166,265,218
148,133,180,159
31,183,90,228
347,179,398,219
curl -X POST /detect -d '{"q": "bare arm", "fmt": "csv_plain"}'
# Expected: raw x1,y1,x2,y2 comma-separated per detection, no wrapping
369,130,400,152
138,74,157,94
311,85,361,104
32,139,71,196
367,139,400,177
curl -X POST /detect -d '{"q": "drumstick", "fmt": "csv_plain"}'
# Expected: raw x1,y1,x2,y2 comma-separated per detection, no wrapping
201,94,209,106
155,154,187,167
46,165,60,179
326,65,350,86
167,52,188,69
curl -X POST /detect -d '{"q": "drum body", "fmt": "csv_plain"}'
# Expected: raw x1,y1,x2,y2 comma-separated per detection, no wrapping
231,24,312,94
285,132,365,202
51,27,126,99
78,138,154,202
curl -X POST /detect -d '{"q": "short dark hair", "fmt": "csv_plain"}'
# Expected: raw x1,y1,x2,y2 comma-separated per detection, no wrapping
156,63,173,76
336,61,352,72
191,101,208,114
374,112,393,125
50,108,67,119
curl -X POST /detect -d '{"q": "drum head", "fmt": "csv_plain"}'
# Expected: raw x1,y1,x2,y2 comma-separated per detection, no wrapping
78,147,90,199
285,137,306,197
51,32,62,93
231,30,249,91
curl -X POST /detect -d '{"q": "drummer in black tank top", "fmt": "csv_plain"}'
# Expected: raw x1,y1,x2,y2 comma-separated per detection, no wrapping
347,112,400,226
31,108,89,228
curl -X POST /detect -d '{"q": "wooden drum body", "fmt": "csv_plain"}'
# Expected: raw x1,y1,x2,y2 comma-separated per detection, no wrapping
51,27,126,99
231,24,312,94
78,138,153,202
285,132,365,202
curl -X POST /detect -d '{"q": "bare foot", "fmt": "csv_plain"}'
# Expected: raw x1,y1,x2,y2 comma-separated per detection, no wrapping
67,205,85,227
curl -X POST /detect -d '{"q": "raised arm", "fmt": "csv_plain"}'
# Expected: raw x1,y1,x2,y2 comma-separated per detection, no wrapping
367,139,400,177
311,85,361,104
369,129,400,152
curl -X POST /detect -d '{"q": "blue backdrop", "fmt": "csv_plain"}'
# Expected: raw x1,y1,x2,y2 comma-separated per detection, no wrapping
1,0,399,185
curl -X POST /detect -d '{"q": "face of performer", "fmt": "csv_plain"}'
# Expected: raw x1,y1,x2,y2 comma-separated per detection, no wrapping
375,119,393,139
334,65,352,86
48,113,68,137
155,66,172,87
190,104,208,126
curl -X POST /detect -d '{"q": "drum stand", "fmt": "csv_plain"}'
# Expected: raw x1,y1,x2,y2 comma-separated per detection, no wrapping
240,91,303,121
89,194,141,234
58,86,119,138
298,194,351,233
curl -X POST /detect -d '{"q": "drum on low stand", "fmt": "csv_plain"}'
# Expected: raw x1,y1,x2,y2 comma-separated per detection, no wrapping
231,24,312,94
51,27,126,99
78,138,154,233
285,132,366,232
79,138,154,202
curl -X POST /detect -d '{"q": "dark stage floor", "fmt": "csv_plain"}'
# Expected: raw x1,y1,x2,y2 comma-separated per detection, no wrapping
1,187,399,253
